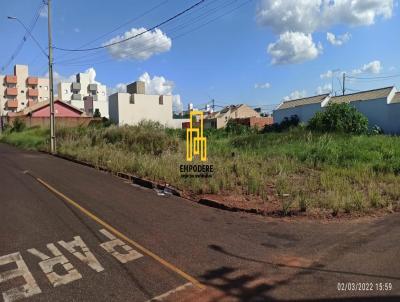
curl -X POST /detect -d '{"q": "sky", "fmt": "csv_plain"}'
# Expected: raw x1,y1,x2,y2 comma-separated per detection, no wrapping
0,0,399,112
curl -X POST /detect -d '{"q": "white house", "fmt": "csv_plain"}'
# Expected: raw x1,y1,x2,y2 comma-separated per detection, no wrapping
57,72,108,118
108,81,187,128
273,94,330,124
273,86,400,134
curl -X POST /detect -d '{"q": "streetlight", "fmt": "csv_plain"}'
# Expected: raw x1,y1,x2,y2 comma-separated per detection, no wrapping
7,2,56,153
7,16,48,58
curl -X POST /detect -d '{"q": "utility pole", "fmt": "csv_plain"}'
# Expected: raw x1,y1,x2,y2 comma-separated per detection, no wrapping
47,0,56,153
212,99,215,112
342,72,346,96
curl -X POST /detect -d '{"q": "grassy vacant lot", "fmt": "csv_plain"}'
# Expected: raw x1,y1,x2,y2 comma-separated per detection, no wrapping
2,122,400,216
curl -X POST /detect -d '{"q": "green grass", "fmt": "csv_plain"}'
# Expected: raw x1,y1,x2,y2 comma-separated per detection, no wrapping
0,127,49,150
2,122,400,216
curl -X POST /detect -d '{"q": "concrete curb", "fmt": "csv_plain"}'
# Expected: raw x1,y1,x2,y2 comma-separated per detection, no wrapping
48,152,182,197
198,198,265,215
47,152,266,216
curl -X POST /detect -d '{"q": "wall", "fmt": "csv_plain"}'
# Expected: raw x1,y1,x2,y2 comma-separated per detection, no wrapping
37,77,50,102
273,103,322,124
109,93,178,127
32,102,82,118
7,116,93,128
352,98,400,134
233,116,274,128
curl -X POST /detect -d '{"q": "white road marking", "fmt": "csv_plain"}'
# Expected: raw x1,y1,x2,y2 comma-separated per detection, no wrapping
145,283,193,302
58,236,104,272
99,229,143,263
27,243,82,287
0,252,42,302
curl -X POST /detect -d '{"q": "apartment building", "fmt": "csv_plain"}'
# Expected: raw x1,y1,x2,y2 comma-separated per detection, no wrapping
0,65,50,115
58,72,108,117
109,81,185,128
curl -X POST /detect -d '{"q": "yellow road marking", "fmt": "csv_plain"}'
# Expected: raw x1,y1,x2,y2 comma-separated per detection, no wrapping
29,173,205,290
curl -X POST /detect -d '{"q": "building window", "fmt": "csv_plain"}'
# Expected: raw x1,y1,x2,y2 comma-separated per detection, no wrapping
65,89,69,94
21,90,24,93
159,96,163,105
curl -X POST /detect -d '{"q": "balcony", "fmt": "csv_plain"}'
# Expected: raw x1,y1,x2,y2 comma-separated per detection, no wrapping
6,87,18,96
27,88,39,97
6,100,18,109
71,82,81,91
88,84,98,92
72,94,82,100
27,77,38,85
5,75,17,84
28,100,37,107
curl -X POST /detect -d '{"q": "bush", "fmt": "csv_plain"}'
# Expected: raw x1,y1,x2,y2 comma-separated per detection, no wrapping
225,119,257,135
93,109,101,118
12,118,26,133
308,103,369,134
263,115,299,133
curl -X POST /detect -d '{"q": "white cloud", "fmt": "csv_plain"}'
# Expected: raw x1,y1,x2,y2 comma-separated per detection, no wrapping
108,83,126,95
257,0,393,64
256,0,394,33
49,67,103,94
39,6,48,18
320,70,334,79
254,82,271,89
352,60,382,74
316,83,332,94
326,32,351,46
284,90,307,101
138,72,183,112
109,72,183,112
267,31,322,64
104,27,172,61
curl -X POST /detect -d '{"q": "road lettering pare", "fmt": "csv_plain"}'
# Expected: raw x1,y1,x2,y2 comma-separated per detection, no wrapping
0,229,143,302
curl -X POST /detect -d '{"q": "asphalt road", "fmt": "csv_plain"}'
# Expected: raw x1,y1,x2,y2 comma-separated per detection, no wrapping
0,143,399,302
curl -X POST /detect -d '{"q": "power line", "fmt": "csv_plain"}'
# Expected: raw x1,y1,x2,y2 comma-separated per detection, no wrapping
347,74,400,80
49,0,169,67
54,0,252,67
1,1,45,72
53,0,206,52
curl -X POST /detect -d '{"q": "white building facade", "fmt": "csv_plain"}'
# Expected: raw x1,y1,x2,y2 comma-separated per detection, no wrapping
273,86,400,134
109,81,184,128
0,64,49,115
57,72,108,118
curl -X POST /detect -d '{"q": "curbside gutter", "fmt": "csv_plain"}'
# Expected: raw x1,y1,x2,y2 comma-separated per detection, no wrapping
47,151,264,216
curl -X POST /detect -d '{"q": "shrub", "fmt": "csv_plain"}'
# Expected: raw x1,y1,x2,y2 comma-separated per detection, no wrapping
225,119,257,135
93,109,101,118
263,115,299,133
308,103,369,134
12,118,26,133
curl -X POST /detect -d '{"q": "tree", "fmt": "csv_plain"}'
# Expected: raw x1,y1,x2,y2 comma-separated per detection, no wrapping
93,109,101,118
308,103,369,134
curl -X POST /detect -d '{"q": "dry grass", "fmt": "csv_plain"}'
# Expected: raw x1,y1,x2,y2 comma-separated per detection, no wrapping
2,122,400,216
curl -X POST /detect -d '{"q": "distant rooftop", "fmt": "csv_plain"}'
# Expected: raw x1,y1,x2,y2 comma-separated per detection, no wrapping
277,94,329,110
392,92,400,104
330,86,394,104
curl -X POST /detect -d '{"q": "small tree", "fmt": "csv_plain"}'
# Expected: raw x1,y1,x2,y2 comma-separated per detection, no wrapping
93,109,101,118
12,118,26,132
308,103,369,134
